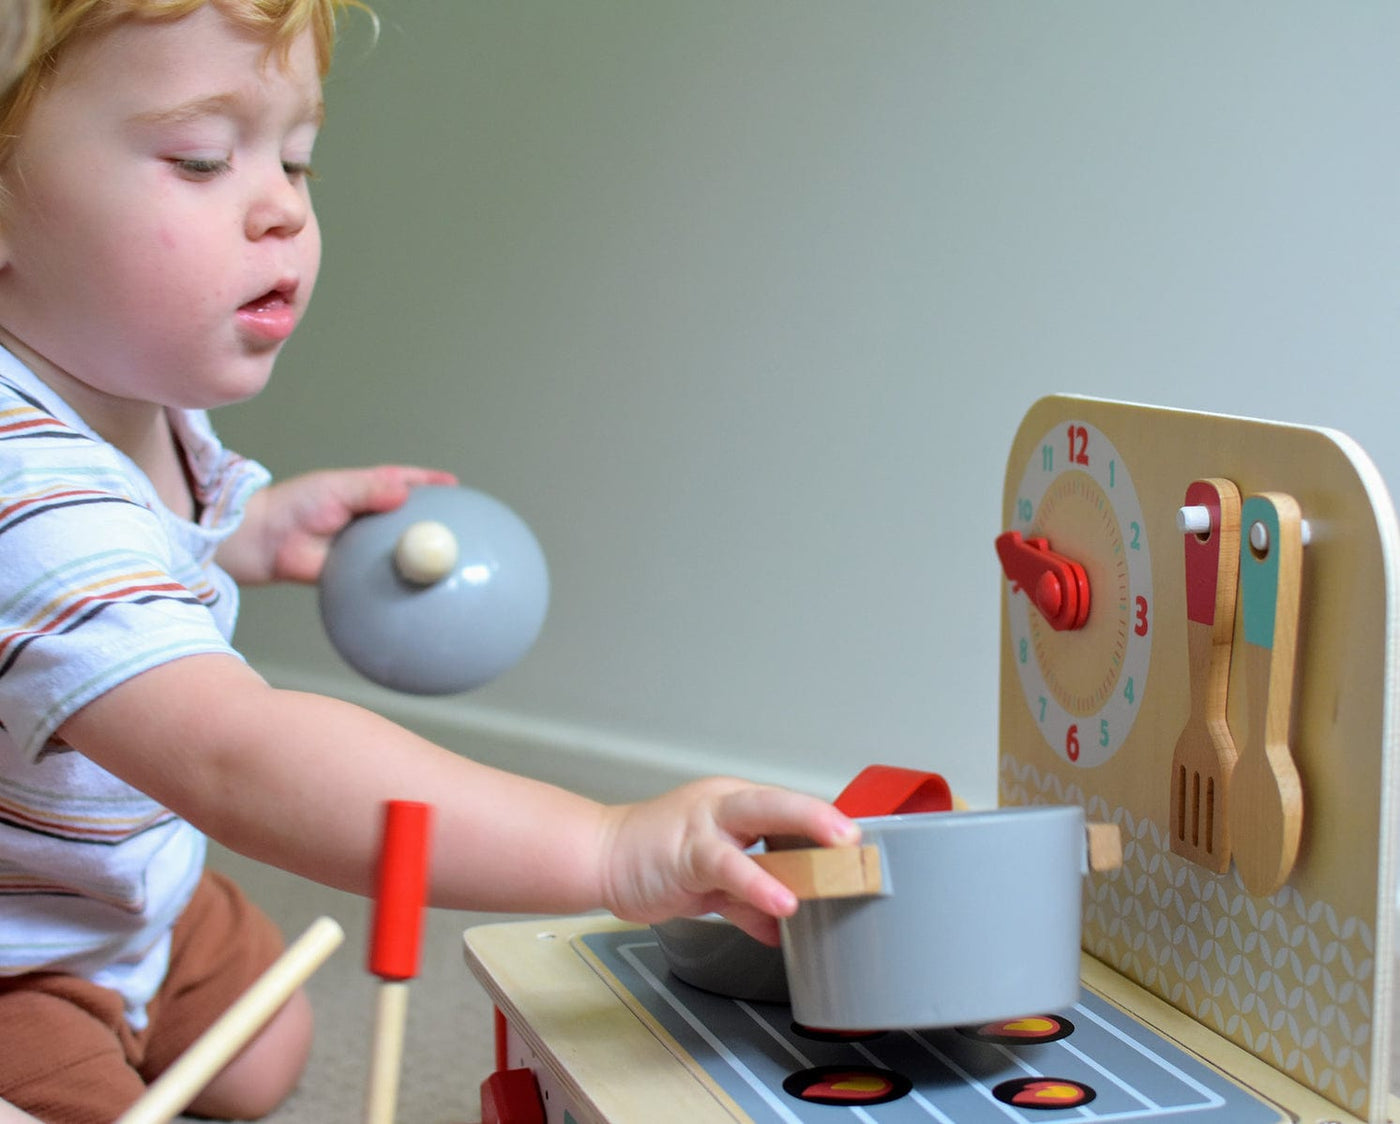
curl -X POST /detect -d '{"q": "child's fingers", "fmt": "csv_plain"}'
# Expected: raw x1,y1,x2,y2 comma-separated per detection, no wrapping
601,780,857,936
676,830,805,941
695,785,863,935
714,900,783,947
711,784,860,849
702,837,800,919
354,466,458,514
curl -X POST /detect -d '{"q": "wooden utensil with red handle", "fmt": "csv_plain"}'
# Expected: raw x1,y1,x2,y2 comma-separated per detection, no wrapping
1169,478,1241,872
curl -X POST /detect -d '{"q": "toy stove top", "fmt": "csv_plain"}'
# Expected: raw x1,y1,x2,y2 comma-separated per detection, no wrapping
577,929,1285,1124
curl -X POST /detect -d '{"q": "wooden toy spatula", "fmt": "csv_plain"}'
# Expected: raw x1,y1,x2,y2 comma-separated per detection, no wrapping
1229,493,1305,896
1169,479,1241,872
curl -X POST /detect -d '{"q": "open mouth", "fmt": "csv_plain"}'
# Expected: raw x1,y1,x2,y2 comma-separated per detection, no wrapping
241,286,293,313
238,282,300,341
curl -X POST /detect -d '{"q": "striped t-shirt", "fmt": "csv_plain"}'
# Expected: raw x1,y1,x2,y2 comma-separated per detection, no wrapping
0,348,269,1028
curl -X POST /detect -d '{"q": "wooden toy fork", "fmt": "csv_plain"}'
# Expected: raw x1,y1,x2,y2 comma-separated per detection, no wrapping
1169,478,1241,872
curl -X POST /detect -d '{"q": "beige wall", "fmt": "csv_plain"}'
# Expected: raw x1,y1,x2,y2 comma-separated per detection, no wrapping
218,2,1400,806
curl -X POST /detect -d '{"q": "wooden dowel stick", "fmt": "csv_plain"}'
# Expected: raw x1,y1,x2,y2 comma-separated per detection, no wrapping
116,916,345,1124
365,981,410,1124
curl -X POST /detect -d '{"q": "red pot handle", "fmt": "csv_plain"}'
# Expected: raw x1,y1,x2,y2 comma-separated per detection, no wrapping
834,765,953,818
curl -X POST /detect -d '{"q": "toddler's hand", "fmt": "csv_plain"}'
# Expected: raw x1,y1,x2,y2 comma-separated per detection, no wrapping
598,778,859,945
220,465,456,584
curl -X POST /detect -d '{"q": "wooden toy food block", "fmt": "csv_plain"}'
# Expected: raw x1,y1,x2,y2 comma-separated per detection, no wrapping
997,394,1400,1120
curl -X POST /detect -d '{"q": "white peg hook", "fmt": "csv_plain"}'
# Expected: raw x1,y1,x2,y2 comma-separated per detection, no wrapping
1179,505,1311,548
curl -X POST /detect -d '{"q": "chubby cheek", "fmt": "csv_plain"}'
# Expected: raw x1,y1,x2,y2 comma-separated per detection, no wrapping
146,212,227,275
90,225,229,345
124,237,228,328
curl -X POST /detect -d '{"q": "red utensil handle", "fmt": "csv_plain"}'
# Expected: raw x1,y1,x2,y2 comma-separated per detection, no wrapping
1176,475,1243,638
369,800,433,981
1183,480,1227,627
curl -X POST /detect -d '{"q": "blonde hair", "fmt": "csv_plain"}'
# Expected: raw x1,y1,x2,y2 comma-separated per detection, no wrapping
0,0,367,165
0,0,42,92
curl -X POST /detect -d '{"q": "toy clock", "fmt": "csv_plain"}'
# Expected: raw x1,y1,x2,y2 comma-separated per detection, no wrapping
996,394,1400,1124
996,418,1153,767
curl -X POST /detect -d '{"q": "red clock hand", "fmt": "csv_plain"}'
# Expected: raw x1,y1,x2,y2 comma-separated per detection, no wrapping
995,530,1091,631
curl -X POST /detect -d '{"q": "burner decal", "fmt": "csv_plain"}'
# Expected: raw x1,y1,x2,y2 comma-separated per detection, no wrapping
992,1076,1096,1110
960,1014,1075,1045
783,1065,912,1106
790,1023,886,1043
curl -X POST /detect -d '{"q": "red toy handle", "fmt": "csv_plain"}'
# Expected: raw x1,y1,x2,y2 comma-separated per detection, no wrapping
834,765,953,818
369,800,433,981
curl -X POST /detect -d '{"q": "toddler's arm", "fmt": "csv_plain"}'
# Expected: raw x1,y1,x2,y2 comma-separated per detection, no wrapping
57,655,855,942
215,464,457,585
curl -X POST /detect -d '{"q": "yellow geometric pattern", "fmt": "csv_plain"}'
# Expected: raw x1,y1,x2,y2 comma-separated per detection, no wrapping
1003,753,1376,1114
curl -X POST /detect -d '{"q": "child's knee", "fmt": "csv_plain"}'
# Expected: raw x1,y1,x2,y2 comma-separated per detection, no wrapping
183,987,315,1120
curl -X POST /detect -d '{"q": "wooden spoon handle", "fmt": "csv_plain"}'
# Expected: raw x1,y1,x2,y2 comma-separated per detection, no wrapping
1230,493,1304,895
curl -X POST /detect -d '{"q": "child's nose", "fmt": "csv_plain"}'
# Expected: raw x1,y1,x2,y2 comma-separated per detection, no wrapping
246,171,310,240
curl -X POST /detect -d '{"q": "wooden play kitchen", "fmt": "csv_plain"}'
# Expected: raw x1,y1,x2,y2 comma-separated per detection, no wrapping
463,395,1400,1123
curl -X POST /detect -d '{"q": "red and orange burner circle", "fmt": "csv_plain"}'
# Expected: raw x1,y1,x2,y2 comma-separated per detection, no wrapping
782,1065,912,1107
959,1013,1076,1045
993,1076,1097,1110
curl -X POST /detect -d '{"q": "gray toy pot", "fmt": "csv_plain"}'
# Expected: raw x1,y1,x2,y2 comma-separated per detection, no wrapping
775,806,1089,1030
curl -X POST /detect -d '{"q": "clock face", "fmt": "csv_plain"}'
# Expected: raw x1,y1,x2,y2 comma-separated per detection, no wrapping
1005,420,1153,767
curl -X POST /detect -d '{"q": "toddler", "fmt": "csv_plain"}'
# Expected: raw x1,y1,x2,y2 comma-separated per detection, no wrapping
0,3,857,1120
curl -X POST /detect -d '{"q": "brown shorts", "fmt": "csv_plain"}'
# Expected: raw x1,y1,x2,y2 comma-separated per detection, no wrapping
0,868,284,1124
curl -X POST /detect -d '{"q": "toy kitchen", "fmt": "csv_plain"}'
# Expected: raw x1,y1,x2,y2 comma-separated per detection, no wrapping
463,395,1400,1124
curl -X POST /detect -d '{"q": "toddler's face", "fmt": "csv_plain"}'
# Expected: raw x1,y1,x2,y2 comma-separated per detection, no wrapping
0,4,323,412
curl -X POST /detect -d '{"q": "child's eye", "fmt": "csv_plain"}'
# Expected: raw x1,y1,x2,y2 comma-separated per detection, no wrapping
282,161,316,181
170,156,231,179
